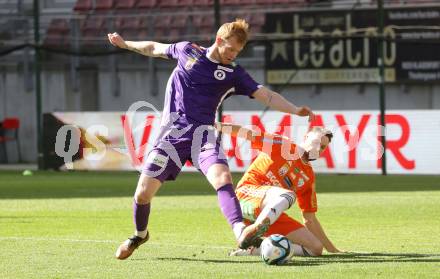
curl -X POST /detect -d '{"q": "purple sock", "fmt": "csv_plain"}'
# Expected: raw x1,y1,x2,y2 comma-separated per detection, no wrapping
133,201,151,232
216,184,243,227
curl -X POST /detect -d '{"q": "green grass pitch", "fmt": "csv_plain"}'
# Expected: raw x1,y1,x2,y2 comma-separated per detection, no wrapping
0,171,439,278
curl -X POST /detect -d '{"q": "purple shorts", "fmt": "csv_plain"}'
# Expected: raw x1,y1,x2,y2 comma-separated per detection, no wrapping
142,126,228,182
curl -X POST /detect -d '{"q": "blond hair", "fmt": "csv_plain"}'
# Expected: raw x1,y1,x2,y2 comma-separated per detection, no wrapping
216,18,250,45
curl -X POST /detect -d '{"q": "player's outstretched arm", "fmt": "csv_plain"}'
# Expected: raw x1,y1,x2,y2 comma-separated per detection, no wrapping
302,211,343,253
107,32,170,59
215,123,255,141
252,87,315,122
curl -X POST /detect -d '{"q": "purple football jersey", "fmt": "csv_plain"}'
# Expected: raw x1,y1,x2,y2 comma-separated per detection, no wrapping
162,41,261,127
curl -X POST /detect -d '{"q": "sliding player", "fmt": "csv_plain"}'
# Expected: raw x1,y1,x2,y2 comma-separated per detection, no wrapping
216,123,343,258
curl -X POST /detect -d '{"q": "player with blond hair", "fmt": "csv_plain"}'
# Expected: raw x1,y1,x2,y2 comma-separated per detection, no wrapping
108,19,315,260
216,123,343,258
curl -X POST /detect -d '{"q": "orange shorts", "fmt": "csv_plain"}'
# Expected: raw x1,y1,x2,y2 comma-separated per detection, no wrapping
237,184,304,236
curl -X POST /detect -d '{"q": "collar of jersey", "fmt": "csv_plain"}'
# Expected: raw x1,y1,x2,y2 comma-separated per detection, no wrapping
205,47,220,64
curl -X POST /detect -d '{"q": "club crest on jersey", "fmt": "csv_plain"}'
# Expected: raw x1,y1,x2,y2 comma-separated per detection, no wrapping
297,178,305,188
214,69,226,80
278,164,289,176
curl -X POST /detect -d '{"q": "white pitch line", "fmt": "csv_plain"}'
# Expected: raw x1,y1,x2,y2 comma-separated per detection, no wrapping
0,236,232,250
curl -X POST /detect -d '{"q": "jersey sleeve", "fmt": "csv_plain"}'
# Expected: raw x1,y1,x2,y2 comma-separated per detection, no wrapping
233,67,262,98
251,133,295,159
165,41,191,60
297,181,318,213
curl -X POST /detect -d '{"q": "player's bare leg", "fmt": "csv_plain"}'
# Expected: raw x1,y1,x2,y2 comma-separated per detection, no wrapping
205,163,265,248
285,227,323,257
115,174,162,260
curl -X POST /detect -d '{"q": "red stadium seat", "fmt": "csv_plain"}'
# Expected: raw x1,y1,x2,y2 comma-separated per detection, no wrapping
203,15,214,27
74,0,93,12
168,28,182,41
0,118,21,163
48,18,70,32
154,15,173,27
221,0,240,5
176,0,193,6
136,0,157,8
171,15,189,28
44,19,70,48
193,0,213,6
95,0,114,10
114,0,138,9
80,16,108,47
154,28,167,40
82,17,106,31
250,13,265,26
255,0,291,4
222,0,254,5
158,0,178,7
137,28,150,40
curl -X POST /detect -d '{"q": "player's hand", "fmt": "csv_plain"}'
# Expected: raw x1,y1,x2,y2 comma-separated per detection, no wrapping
295,106,315,122
107,32,128,49
326,247,346,253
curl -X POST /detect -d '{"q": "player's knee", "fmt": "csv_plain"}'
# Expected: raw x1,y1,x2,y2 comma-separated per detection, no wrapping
134,190,151,204
309,242,323,256
134,176,160,203
213,171,233,187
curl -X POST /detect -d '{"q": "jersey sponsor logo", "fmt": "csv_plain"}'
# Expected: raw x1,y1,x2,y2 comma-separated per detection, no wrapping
266,171,281,186
147,152,168,168
185,57,197,70
214,69,226,80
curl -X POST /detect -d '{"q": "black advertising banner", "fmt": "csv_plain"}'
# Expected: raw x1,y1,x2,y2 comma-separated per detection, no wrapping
265,7,440,84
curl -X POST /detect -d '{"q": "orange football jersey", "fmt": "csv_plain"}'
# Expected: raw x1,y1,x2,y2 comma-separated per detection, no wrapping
237,133,317,212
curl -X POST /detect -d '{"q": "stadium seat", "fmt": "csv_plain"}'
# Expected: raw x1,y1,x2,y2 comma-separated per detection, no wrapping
73,0,93,12
154,15,173,28
0,117,21,163
114,0,138,9
168,28,182,41
95,0,114,11
221,0,241,5
81,17,108,47
136,0,157,8
227,0,255,5
250,13,265,26
44,19,70,47
176,0,193,6
255,0,293,4
171,15,188,28
193,0,213,6
199,15,214,27
157,0,178,7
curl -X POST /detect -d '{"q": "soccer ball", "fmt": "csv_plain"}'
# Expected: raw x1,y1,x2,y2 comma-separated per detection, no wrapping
260,234,291,265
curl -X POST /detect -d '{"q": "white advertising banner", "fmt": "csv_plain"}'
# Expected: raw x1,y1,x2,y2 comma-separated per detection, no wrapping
52,110,440,174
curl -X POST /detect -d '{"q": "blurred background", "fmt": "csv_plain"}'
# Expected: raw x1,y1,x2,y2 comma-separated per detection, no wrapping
0,0,439,174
